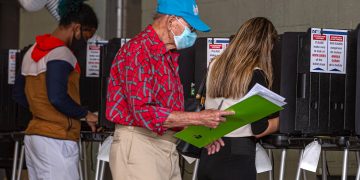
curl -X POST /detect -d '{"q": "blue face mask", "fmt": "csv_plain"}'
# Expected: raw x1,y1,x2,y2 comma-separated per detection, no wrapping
171,18,197,50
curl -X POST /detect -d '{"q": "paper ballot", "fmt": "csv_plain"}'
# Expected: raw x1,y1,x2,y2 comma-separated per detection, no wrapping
255,143,272,173
242,83,286,107
181,155,197,164
175,84,286,148
97,136,113,162
299,141,321,172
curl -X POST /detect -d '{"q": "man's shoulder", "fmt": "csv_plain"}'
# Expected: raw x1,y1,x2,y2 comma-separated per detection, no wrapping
120,36,153,59
122,38,143,52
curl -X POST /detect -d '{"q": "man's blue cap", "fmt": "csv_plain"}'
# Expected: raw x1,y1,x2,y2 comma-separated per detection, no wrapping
157,0,211,32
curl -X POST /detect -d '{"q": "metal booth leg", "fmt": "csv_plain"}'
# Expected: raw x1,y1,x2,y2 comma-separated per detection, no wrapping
268,149,273,180
11,140,19,180
83,141,88,180
303,169,307,180
356,151,360,180
95,143,102,180
295,149,304,180
322,150,327,180
99,161,106,180
16,144,25,180
191,159,200,180
279,149,287,180
78,140,84,180
341,148,349,180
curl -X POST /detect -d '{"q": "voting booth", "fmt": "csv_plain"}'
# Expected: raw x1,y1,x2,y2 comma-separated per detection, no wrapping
0,46,33,180
0,49,17,132
1,29,360,180
179,37,230,111
354,24,360,136
272,32,306,135
0,47,32,133
97,38,129,131
296,28,356,136
271,29,357,136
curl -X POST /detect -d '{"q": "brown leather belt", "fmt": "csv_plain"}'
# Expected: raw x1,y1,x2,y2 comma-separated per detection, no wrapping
115,125,178,144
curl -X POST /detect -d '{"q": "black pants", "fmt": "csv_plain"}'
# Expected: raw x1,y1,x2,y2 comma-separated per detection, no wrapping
197,137,256,180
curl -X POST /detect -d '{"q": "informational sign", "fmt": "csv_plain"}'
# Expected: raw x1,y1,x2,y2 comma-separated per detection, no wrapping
207,38,230,67
310,28,348,74
86,40,108,77
8,49,19,84
86,39,130,77
121,38,131,47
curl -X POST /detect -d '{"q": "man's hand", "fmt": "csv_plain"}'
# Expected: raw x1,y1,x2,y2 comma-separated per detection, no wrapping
85,111,98,132
164,110,234,129
206,138,225,155
196,110,235,128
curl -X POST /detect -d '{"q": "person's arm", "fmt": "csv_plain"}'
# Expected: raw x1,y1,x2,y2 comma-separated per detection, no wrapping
13,72,29,108
206,117,280,155
46,60,98,132
249,70,279,136
164,110,232,129
254,117,279,139
123,60,233,135
207,70,279,155
46,60,88,118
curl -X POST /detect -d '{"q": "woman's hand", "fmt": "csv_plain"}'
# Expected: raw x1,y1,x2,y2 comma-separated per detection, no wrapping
206,138,225,155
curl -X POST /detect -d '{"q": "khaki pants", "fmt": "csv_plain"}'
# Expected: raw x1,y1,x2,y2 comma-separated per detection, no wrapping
109,125,181,180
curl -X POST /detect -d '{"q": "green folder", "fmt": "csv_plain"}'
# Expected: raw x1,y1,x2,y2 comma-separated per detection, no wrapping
174,94,284,148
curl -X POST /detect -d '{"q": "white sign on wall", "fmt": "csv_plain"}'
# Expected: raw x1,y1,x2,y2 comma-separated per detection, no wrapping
310,28,348,74
8,49,19,84
206,38,230,67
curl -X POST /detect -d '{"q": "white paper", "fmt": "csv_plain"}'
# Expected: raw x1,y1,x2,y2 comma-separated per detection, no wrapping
86,41,107,78
257,92,287,107
255,143,272,173
121,38,131,47
206,38,229,67
299,141,321,172
85,38,129,78
97,135,113,162
240,83,286,107
245,83,285,101
310,28,348,74
8,49,19,84
181,155,197,164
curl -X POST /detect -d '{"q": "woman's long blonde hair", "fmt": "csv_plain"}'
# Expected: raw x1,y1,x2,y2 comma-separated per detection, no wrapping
208,17,278,99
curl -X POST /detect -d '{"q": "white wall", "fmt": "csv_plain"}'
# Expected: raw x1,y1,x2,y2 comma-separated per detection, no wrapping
142,0,360,37
19,8,57,48
19,0,107,48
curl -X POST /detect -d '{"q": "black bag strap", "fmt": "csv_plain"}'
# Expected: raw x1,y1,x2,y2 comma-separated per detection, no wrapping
196,59,216,105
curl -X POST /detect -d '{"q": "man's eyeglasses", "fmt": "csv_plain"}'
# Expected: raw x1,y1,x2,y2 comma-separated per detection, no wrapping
176,17,196,33
189,26,196,33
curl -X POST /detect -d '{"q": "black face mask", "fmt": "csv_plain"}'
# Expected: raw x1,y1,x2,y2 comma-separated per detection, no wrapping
69,29,87,55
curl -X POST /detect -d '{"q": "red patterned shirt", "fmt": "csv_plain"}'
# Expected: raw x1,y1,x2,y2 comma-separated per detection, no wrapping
106,25,184,135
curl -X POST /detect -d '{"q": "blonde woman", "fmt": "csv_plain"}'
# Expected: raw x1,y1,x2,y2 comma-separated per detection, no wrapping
197,17,280,180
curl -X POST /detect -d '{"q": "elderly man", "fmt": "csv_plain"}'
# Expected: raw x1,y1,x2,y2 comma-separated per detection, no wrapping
106,0,234,179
